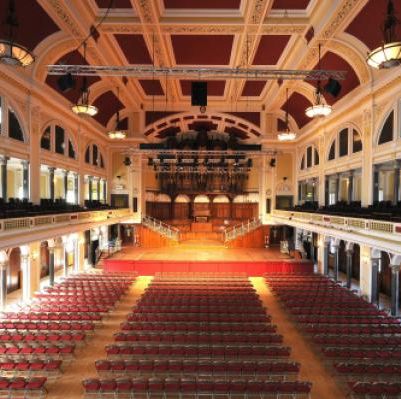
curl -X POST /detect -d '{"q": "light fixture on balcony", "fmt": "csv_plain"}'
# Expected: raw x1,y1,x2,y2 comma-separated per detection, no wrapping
71,44,98,117
0,0,35,67
367,1,401,69
108,87,126,139
278,88,297,142
305,44,332,118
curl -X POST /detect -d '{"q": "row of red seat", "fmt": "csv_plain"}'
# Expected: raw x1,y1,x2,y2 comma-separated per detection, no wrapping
0,359,61,374
295,315,398,324
0,321,94,331
126,313,268,323
83,377,312,396
0,312,102,322
0,344,75,357
114,331,283,344
95,359,300,378
133,305,266,314
0,377,47,396
0,332,85,343
314,335,401,347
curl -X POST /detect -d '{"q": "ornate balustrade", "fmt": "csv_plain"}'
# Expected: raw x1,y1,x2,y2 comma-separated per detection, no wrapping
142,216,180,242
224,217,262,242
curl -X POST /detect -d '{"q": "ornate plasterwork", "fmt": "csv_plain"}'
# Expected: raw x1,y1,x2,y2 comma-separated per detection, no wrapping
46,0,82,38
101,25,144,34
162,25,244,34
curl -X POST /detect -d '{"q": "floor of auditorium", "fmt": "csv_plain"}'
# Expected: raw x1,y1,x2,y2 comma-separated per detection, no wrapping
42,273,347,399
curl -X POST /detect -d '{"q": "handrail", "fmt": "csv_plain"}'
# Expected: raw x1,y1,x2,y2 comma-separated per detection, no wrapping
224,217,262,242
142,215,180,242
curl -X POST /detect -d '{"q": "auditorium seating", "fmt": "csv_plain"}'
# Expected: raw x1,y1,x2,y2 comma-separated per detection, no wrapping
264,272,401,398
0,271,137,396
85,273,312,398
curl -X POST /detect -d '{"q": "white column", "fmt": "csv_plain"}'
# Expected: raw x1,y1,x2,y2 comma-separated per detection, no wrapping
20,244,40,303
359,245,374,301
129,153,143,223
258,155,267,222
29,106,42,205
0,251,8,311
361,108,373,206
316,234,327,275
77,232,86,272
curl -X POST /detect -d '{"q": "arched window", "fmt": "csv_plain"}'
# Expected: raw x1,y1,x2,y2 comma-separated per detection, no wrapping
300,145,319,170
0,95,25,142
85,144,105,168
40,123,76,159
327,126,362,161
378,111,394,145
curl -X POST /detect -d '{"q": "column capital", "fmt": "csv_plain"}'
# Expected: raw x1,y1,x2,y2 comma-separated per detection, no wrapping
391,264,401,273
48,166,55,173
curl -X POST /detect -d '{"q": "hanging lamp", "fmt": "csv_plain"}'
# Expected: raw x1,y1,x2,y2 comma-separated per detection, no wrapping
108,87,126,139
305,44,332,118
0,0,35,67
278,88,297,141
367,0,401,69
71,43,98,117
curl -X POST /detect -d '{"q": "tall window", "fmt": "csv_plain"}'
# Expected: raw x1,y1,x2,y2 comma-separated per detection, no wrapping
0,95,25,142
378,111,394,145
85,144,105,169
328,126,362,161
40,123,76,160
300,145,319,170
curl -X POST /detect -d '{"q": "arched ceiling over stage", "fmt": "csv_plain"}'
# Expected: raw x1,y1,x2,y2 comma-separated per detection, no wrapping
7,0,391,136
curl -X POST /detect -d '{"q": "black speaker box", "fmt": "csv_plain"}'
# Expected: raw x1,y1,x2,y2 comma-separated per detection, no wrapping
324,78,342,97
191,81,208,106
133,197,138,213
57,73,75,92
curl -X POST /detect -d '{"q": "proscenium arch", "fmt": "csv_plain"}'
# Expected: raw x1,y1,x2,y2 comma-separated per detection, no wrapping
143,111,263,143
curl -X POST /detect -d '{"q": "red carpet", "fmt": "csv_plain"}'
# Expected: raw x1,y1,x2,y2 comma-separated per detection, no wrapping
103,259,313,275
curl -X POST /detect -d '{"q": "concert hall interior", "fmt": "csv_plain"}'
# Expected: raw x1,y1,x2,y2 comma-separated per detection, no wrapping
1,0,401,398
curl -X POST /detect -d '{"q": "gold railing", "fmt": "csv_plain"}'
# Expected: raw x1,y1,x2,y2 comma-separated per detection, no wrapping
0,208,131,236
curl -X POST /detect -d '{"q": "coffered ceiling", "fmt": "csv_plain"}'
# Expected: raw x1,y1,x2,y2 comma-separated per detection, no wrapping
0,0,394,138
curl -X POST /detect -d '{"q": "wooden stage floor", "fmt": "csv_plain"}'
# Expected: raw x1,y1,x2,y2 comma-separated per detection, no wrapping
112,242,291,262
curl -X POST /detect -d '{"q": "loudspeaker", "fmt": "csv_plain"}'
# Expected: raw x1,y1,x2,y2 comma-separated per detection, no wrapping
57,73,75,92
191,81,207,106
270,158,276,168
133,197,138,213
324,78,342,97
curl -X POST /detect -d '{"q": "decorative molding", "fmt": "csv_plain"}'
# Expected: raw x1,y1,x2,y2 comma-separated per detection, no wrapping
46,0,82,38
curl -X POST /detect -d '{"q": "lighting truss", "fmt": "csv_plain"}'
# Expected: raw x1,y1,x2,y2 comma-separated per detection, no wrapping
47,64,347,81
124,149,280,157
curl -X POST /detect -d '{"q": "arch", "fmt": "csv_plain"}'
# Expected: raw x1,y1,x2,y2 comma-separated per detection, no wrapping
299,143,319,170
84,142,106,169
40,241,50,279
0,93,28,143
7,247,21,293
194,195,210,203
174,194,190,203
144,111,263,143
213,195,230,203
155,194,171,203
377,109,395,146
326,123,363,161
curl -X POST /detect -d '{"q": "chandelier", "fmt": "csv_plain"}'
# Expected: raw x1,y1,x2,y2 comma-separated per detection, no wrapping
305,44,332,118
367,1,401,69
71,44,98,117
0,0,34,67
107,87,126,139
278,88,297,141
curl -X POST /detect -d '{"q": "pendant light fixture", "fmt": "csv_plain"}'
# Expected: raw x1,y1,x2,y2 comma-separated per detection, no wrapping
71,43,98,117
305,44,332,118
367,0,401,69
0,0,35,67
108,87,126,139
278,88,296,142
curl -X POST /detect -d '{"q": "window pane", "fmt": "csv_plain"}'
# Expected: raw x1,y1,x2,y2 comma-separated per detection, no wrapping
306,147,312,168
41,127,51,150
93,145,98,166
314,148,319,165
339,128,348,157
0,97,2,134
378,111,394,144
85,147,90,163
100,154,104,168
352,129,362,153
301,155,305,170
8,109,24,141
328,140,335,160
68,139,75,159
55,126,65,155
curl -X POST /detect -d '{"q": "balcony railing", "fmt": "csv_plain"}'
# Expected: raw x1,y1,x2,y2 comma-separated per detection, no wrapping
142,216,180,242
272,209,401,237
0,208,131,236
224,218,262,242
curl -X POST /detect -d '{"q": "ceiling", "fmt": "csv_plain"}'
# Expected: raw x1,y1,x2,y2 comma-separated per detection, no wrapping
0,0,393,137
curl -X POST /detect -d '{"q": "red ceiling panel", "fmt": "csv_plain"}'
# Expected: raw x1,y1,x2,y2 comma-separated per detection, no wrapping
229,112,261,127
145,111,181,126
172,35,234,65
281,92,312,129
164,0,241,9
114,34,152,64
310,51,360,105
0,0,60,51
345,0,391,50
277,118,287,131
272,0,311,9
180,80,226,96
241,81,266,96
92,90,124,127
139,80,165,96
95,0,132,7
46,50,101,104
253,35,291,65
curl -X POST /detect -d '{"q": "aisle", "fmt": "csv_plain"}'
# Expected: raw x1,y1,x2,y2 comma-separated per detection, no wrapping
45,276,152,399
251,277,347,399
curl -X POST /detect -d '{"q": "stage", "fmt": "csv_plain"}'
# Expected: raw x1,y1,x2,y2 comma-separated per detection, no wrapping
103,243,313,275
